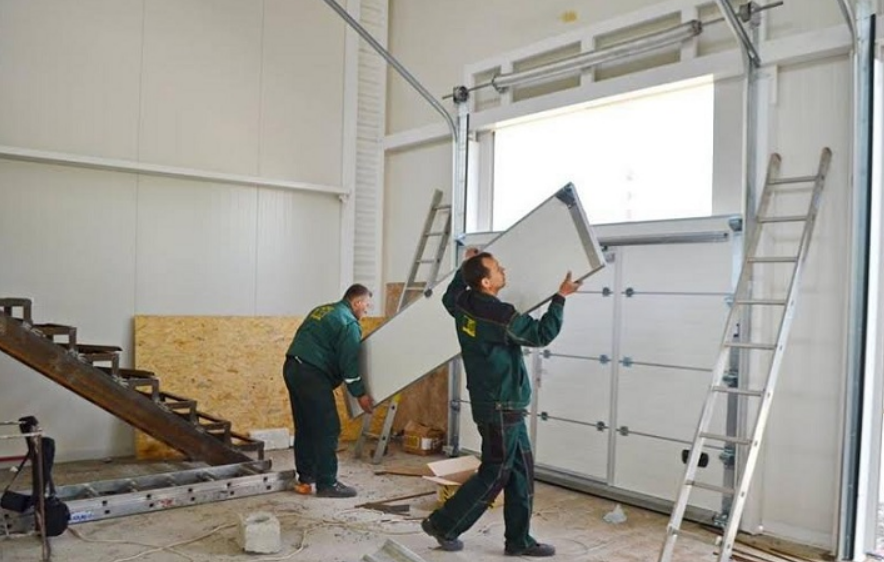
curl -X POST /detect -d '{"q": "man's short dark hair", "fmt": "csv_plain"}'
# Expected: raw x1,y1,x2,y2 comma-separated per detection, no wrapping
462,252,493,290
344,283,372,301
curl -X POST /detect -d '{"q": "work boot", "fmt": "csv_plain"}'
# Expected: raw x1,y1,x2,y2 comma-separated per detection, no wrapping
421,518,464,552
505,543,556,557
293,482,313,495
315,481,357,498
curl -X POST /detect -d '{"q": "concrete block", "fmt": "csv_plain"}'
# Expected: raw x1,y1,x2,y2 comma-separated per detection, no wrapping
236,511,281,554
248,428,291,451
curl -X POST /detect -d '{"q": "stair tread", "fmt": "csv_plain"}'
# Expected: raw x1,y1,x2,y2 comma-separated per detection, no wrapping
77,343,123,353
0,298,32,307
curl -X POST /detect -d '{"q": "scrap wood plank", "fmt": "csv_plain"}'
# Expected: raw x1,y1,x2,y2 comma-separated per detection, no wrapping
374,464,433,477
736,535,826,562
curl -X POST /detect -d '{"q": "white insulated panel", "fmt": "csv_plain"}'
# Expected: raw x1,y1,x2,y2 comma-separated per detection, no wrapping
545,293,614,356
535,417,608,481
139,0,262,175
357,187,605,412
135,177,258,315
0,0,142,158
617,364,726,440
458,366,482,453
620,241,735,293
255,189,341,315
620,295,728,369
0,160,138,460
537,355,611,425
260,0,345,186
615,433,724,512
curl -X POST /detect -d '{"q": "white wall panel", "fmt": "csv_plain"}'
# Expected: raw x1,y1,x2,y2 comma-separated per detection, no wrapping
383,140,451,285
135,178,258,315
255,188,341,315
387,0,664,133
0,0,142,158
755,55,852,546
260,0,345,186
0,160,138,460
139,0,263,174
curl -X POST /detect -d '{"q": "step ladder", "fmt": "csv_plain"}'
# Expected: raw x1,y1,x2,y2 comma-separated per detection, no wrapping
397,189,452,311
354,189,451,464
658,148,832,562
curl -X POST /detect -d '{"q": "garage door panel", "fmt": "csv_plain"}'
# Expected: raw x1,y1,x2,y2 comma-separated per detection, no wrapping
537,355,611,424
546,294,614,355
618,364,726,440
535,417,608,481
622,242,734,293
614,433,724,512
621,295,727,368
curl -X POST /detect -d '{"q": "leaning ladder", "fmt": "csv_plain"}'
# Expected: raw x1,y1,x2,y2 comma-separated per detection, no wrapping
658,148,832,562
354,189,451,464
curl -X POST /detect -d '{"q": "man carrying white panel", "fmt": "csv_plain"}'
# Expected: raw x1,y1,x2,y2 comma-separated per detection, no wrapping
421,248,581,557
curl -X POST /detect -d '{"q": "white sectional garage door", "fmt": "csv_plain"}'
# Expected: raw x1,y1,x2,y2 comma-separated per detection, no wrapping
459,215,739,517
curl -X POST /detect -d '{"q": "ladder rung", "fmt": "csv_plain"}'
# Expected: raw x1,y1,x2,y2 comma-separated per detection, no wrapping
734,299,787,306
417,259,437,264
757,215,807,223
434,204,451,210
687,480,736,495
747,256,798,264
769,175,817,185
711,386,765,397
423,231,446,237
700,432,753,446
725,342,777,351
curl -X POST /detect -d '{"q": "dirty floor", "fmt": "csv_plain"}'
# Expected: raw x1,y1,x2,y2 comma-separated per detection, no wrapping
0,446,826,562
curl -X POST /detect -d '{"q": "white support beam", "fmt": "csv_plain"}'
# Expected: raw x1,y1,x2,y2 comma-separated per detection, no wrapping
0,144,347,196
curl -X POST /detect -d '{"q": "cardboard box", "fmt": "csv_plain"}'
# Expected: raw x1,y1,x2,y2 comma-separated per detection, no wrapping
422,456,502,508
402,421,444,455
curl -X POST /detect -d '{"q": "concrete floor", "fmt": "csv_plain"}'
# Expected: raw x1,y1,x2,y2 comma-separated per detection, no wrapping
0,446,809,562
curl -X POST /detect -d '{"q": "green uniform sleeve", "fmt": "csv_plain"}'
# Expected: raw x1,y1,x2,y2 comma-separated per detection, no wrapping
442,269,468,317
505,294,565,347
338,321,366,397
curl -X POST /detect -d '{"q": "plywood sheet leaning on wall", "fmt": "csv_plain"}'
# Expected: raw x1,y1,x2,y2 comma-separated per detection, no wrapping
133,315,387,460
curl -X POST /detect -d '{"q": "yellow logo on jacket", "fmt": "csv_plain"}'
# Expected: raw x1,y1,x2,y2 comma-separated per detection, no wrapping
461,316,476,338
309,305,334,321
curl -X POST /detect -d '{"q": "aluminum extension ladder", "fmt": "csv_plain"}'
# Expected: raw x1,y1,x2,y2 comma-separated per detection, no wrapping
354,189,451,464
659,148,832,562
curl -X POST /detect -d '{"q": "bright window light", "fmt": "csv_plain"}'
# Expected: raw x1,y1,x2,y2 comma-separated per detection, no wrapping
492,80,714,230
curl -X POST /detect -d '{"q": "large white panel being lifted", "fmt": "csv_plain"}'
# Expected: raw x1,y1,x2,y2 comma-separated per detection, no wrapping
349,184,605,414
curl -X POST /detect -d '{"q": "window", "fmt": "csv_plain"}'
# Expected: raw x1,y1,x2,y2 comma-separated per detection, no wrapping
492,80,714,230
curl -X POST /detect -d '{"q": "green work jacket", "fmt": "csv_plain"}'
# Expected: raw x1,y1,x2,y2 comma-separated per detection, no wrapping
442,270,565,423
286,299,366,397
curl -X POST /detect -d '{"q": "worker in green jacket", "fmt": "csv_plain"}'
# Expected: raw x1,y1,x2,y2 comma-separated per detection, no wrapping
422,248,581,557
283,284,375,498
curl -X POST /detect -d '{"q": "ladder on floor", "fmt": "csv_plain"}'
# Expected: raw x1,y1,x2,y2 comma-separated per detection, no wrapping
658,148,832,562
354,189,451,464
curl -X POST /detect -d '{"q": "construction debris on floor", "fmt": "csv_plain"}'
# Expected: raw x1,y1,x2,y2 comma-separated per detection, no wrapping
1,446,832,562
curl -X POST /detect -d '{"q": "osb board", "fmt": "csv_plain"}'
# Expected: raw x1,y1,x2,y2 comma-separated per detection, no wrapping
133,315,387,460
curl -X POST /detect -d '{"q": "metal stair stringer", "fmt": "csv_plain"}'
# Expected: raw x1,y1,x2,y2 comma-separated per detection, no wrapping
0,313,251,466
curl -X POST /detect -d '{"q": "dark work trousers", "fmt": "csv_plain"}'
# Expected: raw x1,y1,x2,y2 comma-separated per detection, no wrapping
427,409,537,552
282,356,341,489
